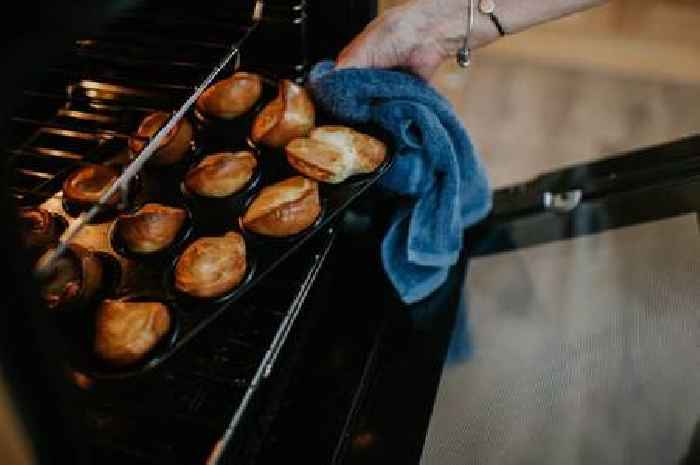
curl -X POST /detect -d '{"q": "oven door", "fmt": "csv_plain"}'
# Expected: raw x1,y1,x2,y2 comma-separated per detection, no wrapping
250,190,468,465
420,135,700,465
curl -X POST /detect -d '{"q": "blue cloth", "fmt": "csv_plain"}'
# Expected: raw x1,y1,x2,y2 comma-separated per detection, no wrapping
308,61,492,304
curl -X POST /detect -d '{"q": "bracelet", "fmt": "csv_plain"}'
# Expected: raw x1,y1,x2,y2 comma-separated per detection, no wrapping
479,0,508,36
456,0,508,68
456,0,475,68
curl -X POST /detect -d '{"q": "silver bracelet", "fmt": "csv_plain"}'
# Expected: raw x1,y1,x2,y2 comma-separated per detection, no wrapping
456,0,508,68
456,0,475,68
479,0,508,36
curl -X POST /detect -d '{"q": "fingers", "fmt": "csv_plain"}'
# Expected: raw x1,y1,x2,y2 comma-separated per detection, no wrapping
407,44,446,81
411,62,441,81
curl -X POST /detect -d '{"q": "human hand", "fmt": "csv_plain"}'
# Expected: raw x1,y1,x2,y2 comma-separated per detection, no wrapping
336,0,612,79
336,0,487,80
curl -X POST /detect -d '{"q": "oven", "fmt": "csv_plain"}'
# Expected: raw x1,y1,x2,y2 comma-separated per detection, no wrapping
3,2,698,465
0,2,462,465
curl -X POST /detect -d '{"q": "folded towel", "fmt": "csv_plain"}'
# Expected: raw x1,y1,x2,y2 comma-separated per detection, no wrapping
308,61,492,304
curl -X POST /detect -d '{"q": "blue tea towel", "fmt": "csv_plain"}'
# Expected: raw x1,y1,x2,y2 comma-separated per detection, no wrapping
308,61,492,304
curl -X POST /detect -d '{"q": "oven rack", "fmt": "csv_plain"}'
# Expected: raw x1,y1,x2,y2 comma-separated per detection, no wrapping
36,4,263,265
7,0,309,204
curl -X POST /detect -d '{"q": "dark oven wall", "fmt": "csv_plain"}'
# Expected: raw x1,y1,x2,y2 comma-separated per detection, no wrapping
0,4,150,465
307,0,378,62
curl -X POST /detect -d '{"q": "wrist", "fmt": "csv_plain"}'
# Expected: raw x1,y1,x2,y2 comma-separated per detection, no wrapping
410,0,503,62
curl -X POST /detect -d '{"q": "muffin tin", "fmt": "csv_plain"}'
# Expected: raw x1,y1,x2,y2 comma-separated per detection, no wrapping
36,73,394,380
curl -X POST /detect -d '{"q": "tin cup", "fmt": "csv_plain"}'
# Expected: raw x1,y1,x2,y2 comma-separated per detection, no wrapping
180,148,263,234
193,75,277,149
165,231,257,309
85,294,182,377
109,203,194,265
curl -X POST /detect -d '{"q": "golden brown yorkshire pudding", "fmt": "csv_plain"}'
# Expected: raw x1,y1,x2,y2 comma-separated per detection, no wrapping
184,151,258,198
241,176,320,237
128,112,193,166
285,126,387,183
195,72,263,120
174,231,247,299
35,244,103,310
18,207,63,249
251,80,315,148
116,203,187,254
63,164,120,208
94,299,171,366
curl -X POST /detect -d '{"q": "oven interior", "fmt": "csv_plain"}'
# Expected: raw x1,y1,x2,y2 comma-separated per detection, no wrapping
0,2,491,465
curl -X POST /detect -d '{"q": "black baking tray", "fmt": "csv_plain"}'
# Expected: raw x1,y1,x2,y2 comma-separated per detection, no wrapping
39,75,394,380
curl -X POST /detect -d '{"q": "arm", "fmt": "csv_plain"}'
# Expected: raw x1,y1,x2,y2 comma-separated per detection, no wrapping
337,0,609,79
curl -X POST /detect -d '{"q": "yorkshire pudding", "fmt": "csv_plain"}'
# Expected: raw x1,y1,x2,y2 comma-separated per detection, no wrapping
174,231,247,299
241,176,320,237
251,80,315,148
195,72,263,120
63,164,120,208
35,244,103,310
18,207,63,249
286,126,387,183
116,203,187,254
128,112,194,166
184,151,258,198
94,299,171,366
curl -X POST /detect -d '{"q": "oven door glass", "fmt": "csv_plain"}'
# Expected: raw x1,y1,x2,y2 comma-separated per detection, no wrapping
423,210,700,465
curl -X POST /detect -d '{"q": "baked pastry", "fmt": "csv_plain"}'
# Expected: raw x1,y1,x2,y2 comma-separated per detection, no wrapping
94,299,171,366
63,164,120,208
18,207,62,249
251,80,315,148
35,244,103,310
128,112,193,166
174,232,247,298
116,203,187,254
285,126,387,183
241,176,320,237
195,72,263,120
184,151,257,198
